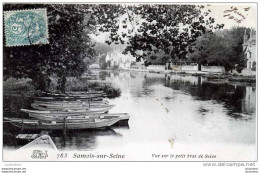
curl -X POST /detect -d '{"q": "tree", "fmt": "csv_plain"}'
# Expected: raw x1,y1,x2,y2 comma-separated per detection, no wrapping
145,51,170,65
99,54,108,69
93,42,113,55
94,4,224,61
3,4,96,92
188,27,249,72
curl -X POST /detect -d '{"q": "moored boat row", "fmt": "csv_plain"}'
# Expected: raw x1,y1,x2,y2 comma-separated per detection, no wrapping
5,90,130,130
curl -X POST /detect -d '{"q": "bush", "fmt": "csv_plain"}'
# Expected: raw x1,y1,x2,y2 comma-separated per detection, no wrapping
99,55,108,69
3,78,35,94
87,82,121,98
64,77,121,98
236,66,244,73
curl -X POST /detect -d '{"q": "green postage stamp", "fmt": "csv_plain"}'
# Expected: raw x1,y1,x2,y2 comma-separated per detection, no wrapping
4,9,49,47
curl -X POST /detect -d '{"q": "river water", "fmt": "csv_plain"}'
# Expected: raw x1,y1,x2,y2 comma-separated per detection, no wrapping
3,70,257,161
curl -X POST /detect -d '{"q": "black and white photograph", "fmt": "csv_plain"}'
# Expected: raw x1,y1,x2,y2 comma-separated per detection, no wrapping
1,1,258,168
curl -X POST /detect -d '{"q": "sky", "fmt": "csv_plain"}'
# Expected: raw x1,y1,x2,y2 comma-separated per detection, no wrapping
91,3,257,43
205,3,257,29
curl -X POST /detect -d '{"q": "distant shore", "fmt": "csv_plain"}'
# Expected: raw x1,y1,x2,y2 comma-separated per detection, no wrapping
94,68,256,84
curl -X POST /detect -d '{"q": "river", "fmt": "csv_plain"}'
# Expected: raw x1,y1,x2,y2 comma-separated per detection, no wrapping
3,70,257,161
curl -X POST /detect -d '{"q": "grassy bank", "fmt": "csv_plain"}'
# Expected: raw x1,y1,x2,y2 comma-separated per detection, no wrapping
64,77,121,98
228,76,256,83
167,71,256,83
205,74,256,83
3,76,121,98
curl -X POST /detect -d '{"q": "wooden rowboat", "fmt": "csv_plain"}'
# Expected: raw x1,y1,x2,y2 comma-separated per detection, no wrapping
65,93,107,97
4,117,121,130
33,93,105,101
29,107,111,112
66,91,105,95
38,91,105,97
33,100,109,105
21,105,115,115
41,90,105,95
32,102,111,108
28,113,130,123
31,104,87,111
18,135,58,151
31,103,113,111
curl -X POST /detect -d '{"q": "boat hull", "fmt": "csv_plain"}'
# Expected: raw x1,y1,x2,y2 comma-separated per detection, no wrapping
33,95,104,101
31,103,113,111
34,100,109,105
9,118,121,130
29,113,130,123
21,106,115,116
18,135,58,151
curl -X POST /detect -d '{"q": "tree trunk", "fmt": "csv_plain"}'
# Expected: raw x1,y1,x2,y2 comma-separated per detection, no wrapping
57,75,67,93
31,73,51,92
198,63,202,71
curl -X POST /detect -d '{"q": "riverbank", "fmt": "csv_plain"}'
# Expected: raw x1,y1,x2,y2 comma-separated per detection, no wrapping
115,68,256,83
3,76,121,98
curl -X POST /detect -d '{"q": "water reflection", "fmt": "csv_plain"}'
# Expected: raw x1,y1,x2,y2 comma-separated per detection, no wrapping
3,95,33,118
3,125,123,151
105,71,256,119
104,71,256,146
52,128,122,151
166,75,256,118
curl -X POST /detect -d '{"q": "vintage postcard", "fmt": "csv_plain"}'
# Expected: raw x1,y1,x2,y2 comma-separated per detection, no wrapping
1,2,258,171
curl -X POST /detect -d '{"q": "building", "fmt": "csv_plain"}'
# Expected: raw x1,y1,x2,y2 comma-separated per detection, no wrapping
105,50,136,69
243,29,256,71
89,63,101,69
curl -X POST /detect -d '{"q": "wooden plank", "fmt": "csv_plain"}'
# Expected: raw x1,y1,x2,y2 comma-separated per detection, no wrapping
16,134,22,138
25,134,33,139
31,134,39,139
20,134,28,139
16,134,40,140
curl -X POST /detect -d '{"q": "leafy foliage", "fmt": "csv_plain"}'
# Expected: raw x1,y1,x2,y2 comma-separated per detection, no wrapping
95,5,224,61
93,42,113,55
99,54,108,69
188,27,250,72
3,4,96,92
